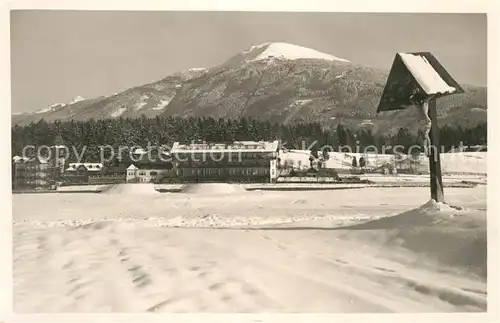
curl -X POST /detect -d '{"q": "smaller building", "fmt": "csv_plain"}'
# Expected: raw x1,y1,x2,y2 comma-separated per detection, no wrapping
63,163,104,184
125,146,174,183
126,164,172,183
126,164,139,182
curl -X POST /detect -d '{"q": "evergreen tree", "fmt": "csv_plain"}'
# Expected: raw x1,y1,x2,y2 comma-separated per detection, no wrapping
336,123,347,147
53,133,65,146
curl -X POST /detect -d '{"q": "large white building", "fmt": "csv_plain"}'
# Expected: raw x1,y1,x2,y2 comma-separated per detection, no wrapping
170,140,280,183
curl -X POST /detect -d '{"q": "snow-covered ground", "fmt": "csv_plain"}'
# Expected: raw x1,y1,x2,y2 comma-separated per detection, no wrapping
13,184,486,313
280,151,487,175
56,185,108,192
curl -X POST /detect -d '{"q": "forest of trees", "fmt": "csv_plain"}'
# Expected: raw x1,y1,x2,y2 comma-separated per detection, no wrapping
11,116,487,164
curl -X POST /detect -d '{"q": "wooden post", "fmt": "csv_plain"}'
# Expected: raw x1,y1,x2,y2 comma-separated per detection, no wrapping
427,99,444,202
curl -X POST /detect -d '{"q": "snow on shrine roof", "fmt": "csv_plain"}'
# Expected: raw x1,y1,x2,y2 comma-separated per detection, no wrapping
398,53,456,95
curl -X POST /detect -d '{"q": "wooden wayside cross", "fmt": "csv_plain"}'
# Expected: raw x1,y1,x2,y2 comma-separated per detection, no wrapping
376,52,464,202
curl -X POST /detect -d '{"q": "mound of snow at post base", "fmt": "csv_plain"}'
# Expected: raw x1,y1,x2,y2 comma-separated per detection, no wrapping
336,200,486,278
180,183,247,194
102,183,159,195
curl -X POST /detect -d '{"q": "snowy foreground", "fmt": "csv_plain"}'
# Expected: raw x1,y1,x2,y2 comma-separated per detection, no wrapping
13,185,487,313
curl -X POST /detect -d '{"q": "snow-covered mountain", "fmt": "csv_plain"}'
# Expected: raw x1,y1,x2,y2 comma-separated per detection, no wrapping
69,96,85,104
221,42,349,68
245,42,349,63
34,103,66,114
19,96,88,116
12,42,486,133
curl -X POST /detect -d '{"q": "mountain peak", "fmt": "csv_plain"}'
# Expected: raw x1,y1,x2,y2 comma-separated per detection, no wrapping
32,96,85,114
242,42,349,63
187,68,207,72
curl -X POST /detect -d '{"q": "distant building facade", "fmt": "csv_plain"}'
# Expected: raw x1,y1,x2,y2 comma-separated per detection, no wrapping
62,163,104,184
13,144,69,190
170,140,279,183
88,165,128,184
125,147,174,183
12,156,54,189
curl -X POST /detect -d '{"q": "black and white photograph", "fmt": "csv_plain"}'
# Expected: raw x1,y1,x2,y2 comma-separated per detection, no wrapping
4,3,496,319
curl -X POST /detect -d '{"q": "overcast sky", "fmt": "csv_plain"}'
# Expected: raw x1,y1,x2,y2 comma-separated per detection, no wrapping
10,11,486,113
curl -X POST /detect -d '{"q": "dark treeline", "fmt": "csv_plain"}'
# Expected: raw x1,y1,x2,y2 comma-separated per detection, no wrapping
11,116,487,163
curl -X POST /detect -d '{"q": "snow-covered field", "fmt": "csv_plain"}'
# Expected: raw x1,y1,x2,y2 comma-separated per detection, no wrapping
12,183,487,313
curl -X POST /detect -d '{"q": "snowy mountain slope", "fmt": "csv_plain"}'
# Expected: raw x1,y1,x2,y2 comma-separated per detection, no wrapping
11,70,200,124
69,96,85,104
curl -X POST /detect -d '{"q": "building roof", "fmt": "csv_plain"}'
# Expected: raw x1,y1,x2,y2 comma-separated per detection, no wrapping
171,140,280,153
131,147,170,156
127,163,172,170
66,163,103,172
12,156,30,163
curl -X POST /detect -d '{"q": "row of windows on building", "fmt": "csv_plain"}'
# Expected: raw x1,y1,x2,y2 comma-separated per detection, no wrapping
128,171,160,177
17,172,49,178
176,159,271,167
179,167,270,177
174,152,274,161
22,164,50,171
175,144,267,151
